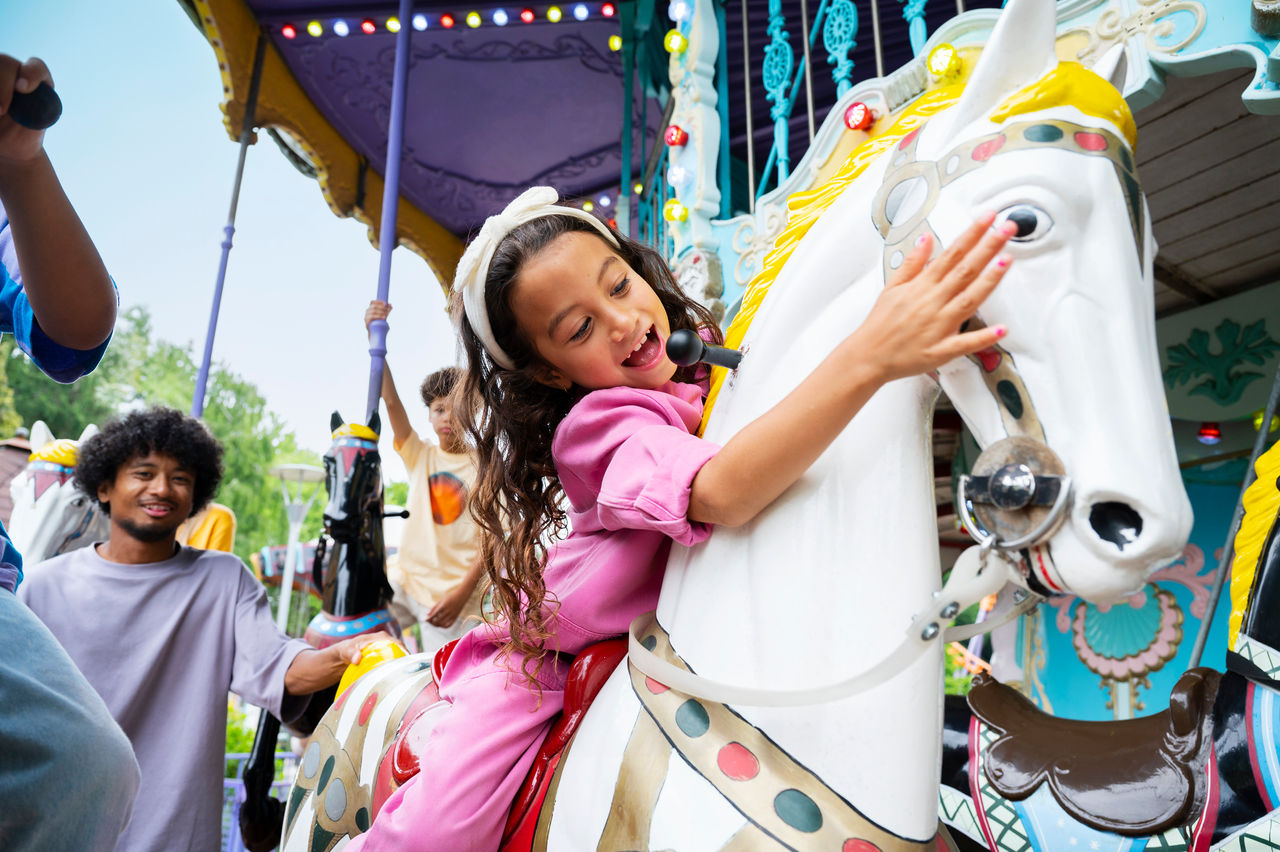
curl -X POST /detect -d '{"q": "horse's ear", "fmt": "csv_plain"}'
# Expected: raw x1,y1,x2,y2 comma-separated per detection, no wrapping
1092,43,1128,94
78,423,99,443
944,0,1059,139
30,420,53,450
330,411,344,432
367,410,381,438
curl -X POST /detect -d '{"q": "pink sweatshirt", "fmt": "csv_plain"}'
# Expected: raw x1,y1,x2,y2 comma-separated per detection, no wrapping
348,380,720,851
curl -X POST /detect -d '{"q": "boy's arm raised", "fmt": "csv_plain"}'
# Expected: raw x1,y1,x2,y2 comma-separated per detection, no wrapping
688,215,1015,528
365,300,413,447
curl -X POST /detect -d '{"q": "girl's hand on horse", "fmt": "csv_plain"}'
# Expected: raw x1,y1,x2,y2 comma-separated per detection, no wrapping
365,300,392,335
0,55,52,166
853,212,1014,383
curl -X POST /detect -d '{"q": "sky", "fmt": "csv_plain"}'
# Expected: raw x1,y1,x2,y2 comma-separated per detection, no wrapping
3,1,460,482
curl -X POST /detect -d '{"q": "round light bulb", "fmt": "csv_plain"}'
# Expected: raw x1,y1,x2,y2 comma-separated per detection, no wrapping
387,17,401,32
927,43,963,80
602,2,617,16
520,7,535,22
664,29,688,54
441,13,456,27
633,182,643,194
599,195,611,207
666,164,691,187
333,19,350,36
574,3,589,19
412,13,429,30
307,20,323,37
466,11,482,27
662,199,689,222
668,0,692,22
608,34,622,51
281,23,298,39
547,6,563,22
493,8,509,25
361,18,377,33
583,201,594,212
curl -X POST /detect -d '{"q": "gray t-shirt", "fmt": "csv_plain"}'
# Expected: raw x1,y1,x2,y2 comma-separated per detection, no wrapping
18,544,311,852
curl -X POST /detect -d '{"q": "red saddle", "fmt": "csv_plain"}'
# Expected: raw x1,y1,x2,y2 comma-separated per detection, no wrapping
369,637,629,850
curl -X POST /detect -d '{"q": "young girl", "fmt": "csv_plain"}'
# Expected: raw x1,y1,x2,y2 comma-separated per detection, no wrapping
348,186,1014,850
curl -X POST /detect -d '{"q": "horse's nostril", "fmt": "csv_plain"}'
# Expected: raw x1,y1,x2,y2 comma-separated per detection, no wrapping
1089,502,1144,551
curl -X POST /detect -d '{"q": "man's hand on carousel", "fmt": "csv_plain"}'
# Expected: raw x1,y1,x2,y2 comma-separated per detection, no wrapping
0,55,52,166
283,630,398,694
426,583,471,629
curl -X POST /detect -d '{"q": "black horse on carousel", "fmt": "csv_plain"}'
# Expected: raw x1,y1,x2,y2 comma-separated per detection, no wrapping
238,411,402,851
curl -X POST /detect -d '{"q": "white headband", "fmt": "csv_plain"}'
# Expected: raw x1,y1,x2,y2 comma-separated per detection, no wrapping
453,186,620,370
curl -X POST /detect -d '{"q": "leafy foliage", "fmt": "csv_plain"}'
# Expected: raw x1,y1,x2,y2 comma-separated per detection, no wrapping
1163,319,1280,406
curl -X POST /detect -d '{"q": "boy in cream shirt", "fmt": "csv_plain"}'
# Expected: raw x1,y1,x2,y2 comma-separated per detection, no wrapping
366,301,483,654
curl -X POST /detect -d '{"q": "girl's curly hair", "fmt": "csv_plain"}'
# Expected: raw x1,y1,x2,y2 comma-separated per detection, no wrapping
453,214,721,694
74,407,225,517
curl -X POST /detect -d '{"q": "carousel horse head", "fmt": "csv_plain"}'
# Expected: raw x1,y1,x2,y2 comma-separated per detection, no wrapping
8,421,109,563
312,410,391,618
713,0,1188,608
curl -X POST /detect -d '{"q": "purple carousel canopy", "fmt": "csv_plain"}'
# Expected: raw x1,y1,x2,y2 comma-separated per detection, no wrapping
246,0,664,238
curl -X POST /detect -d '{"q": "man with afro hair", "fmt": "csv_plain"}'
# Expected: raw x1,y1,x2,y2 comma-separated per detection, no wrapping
19,407,390,852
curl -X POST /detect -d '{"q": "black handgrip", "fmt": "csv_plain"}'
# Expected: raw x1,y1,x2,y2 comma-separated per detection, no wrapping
666,329,743,370
8,82,62,131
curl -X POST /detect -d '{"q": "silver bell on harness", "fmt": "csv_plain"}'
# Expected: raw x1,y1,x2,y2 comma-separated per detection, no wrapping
955,436,1072,552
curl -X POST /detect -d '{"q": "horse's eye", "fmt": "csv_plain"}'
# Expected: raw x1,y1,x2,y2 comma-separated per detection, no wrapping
70,496,84,506
996,204,1053,242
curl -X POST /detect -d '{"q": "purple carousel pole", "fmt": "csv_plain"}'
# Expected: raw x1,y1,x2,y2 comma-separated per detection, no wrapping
192,33,267,418
366,0,416,424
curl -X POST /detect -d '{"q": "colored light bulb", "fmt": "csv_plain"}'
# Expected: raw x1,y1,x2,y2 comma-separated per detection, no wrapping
583,201,594,212
520,7,535,22
633,182,643,194
441,13,456,27
493,9,509,25
574,3,589,19
281,23,298,39
1197,422,1222,445
664,29,688,54
927,43,962,80
307,20,323,36
386,17,401,32
662,199,689,222
668,0,692,21
547,6,563,21
599,194,611,207
602,2,616,16
843,101,874,131
608,34,622,51
413,14,429,30
361,18,377,34
333,19,350,36
666,163,691,187
467,11,482,26
664,125,689,146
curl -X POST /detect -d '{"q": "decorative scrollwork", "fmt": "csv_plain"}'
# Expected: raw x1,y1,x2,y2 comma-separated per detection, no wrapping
901,0,928,57
823,0,858,94
762,0,794,122
1064,0,1207,65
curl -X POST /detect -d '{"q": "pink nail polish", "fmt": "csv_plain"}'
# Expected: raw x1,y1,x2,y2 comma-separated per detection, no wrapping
915,234,929,247
1000,221,1018,237
994,325,1008,338
996,256,1010,269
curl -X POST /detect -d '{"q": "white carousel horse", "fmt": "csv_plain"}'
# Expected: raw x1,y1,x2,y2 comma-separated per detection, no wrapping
8,421,108,564
281,0,1194,847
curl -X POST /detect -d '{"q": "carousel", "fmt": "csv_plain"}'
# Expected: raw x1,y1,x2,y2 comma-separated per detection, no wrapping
63,0,1270,848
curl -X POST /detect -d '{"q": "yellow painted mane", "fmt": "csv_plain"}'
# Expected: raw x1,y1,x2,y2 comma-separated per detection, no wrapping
700,60,1136,432
1230,440,1280,646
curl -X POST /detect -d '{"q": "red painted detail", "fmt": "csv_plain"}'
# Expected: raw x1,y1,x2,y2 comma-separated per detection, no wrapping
975,347,1002,372
645,676,669,694
716,742,760,781
969,718,1000,851
333,683,351,712
372,681,442,820
934,834,950,851
1033,548,1063,593
358,693,379,727
899,128,920,150
1190,745,1219,852
971,135,1006,162
433,639,460,683
32,470,67,501
1074,131,1107,151
500,638,628,848
843,840,882,852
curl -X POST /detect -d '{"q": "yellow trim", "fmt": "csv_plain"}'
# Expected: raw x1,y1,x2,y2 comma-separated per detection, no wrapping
332,423,380,441
1230,441,1280,646
190,0,464,285
29,438,78,467
991,62,1137,151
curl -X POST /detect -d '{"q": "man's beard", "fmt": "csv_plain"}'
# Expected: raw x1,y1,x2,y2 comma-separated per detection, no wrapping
116,515,183,544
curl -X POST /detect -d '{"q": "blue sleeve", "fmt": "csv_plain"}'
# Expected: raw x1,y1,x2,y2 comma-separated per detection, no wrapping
0,261,113,384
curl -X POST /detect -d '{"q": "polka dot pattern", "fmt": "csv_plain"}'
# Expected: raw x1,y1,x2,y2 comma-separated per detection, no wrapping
358,693,379,727
717,742,760,781
972,135,1006,161
675,699,710,737
774,788,823,832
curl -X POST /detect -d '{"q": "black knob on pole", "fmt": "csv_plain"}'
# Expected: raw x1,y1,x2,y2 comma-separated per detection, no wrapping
8,83,62,131
666,329,743,370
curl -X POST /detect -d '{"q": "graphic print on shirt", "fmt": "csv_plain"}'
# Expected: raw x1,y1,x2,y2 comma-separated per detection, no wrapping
429,472,467,524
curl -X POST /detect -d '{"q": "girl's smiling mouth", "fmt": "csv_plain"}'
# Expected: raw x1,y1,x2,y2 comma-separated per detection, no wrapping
622,326,664,369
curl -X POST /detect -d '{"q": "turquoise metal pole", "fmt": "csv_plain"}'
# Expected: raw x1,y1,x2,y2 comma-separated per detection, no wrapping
620,0,637,237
